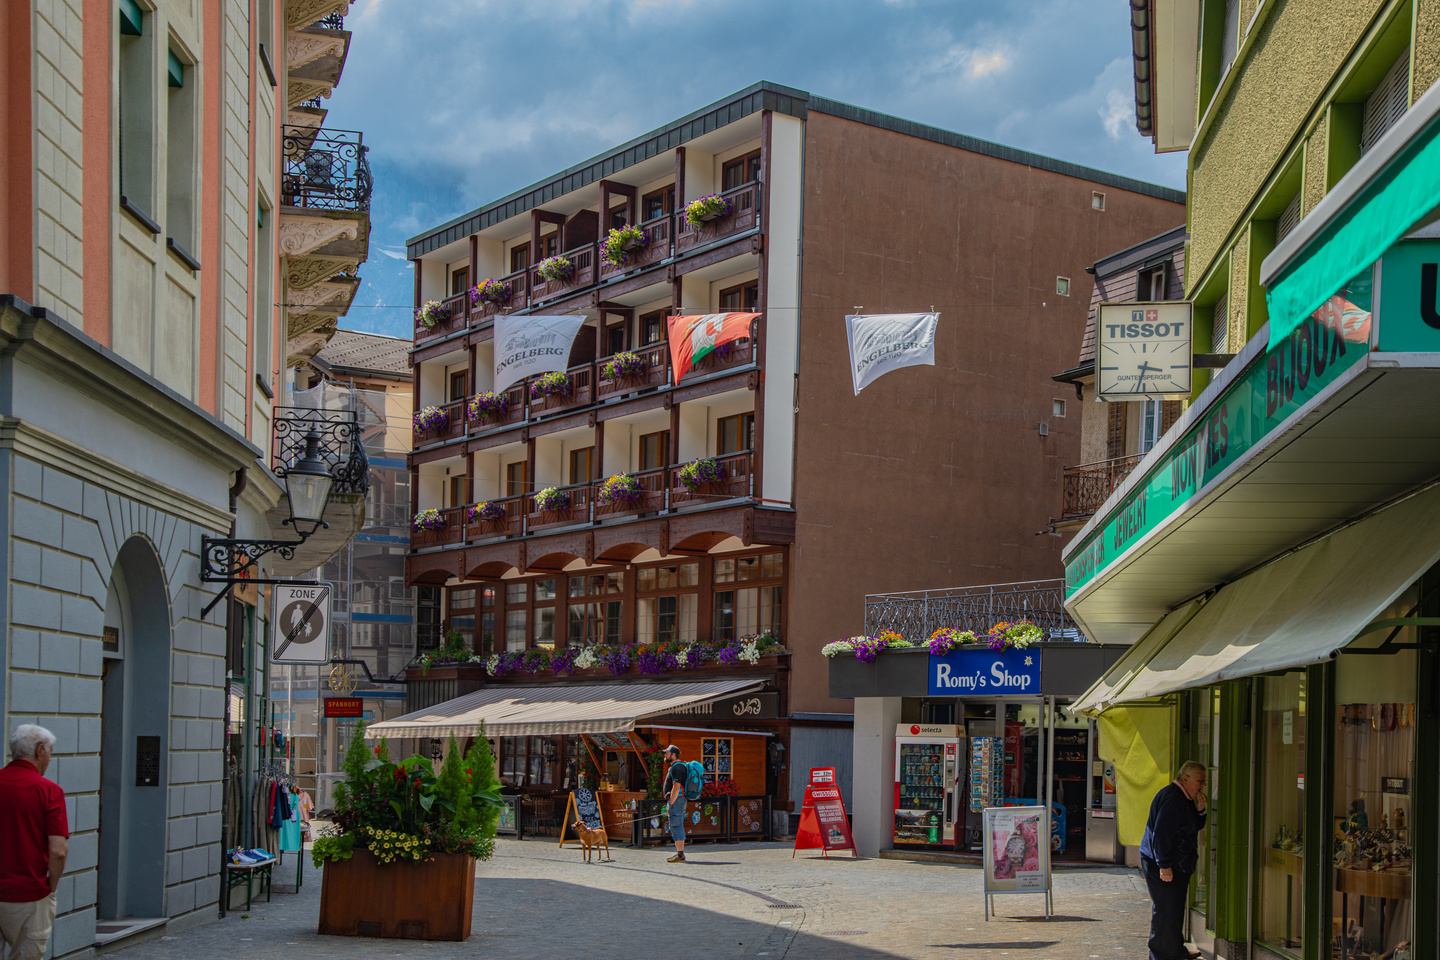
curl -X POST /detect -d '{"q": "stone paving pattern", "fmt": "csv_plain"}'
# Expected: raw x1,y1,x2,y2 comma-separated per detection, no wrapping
102,840,1153,960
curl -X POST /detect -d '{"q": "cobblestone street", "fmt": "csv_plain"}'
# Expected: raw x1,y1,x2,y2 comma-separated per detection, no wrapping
102,841,1151,960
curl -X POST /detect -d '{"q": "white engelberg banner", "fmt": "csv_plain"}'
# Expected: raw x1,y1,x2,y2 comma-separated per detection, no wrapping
492,315,587,393
845,313,940,395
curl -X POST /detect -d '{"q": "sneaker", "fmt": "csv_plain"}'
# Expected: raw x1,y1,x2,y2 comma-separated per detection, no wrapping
667,853,685,863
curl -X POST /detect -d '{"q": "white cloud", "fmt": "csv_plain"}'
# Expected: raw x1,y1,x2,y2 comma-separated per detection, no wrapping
1101,87,1133,140
969,49,1009,77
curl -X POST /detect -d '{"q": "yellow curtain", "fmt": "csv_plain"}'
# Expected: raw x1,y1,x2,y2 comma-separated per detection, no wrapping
1095,702,1174,847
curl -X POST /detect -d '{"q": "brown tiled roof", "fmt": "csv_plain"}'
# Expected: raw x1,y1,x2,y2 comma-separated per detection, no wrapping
313,328,412,377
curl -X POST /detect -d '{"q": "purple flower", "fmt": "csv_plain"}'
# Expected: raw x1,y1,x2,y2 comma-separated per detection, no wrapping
550,647,577,675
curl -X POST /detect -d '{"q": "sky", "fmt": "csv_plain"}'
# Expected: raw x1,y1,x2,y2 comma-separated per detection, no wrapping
321,0,1188,339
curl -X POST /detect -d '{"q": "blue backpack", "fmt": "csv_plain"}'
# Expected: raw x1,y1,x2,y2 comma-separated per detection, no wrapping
682,761,705,801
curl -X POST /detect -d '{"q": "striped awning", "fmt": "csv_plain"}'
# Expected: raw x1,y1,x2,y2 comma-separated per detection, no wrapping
364,678,766,740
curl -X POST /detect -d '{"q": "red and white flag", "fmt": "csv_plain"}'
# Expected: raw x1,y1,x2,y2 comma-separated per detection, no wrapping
666,313,759,383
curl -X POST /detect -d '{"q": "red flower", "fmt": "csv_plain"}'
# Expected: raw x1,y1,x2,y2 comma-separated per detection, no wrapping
465,769,472,775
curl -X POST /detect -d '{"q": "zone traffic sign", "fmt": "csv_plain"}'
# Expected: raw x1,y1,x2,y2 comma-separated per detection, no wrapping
270,582,333,664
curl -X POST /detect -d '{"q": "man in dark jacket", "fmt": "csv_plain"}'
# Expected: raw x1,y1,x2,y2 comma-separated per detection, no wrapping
1139,761,1208,960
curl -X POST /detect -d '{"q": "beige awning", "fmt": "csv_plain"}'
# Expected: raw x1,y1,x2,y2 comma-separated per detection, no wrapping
1071,481,1440,714
364,678,766,740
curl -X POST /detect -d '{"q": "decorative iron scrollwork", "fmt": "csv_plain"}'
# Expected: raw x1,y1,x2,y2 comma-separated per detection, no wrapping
201,538,301,584
281,126,372,212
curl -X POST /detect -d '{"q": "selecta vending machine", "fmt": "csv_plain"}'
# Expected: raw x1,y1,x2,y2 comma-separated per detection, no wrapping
893,723,964,846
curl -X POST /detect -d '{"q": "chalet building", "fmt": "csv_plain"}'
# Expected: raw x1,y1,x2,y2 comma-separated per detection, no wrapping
395,82,1184,823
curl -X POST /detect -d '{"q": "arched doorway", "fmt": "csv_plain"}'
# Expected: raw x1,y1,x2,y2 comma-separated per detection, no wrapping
97,536,172,921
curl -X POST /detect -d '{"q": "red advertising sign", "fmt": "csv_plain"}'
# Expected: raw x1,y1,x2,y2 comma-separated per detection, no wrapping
793,767,857,858
323,697,363,719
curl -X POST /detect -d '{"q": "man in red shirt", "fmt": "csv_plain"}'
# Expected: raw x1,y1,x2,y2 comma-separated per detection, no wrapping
0,725,68,960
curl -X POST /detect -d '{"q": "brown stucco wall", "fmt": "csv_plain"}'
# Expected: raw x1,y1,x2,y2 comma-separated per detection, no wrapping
1188,0,1387,292
787,112,1186,715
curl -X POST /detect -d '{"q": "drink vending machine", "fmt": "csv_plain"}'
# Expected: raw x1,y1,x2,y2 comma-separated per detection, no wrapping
893,723,964,846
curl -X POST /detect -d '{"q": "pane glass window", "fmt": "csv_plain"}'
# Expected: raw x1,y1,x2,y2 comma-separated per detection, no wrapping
1330,653,1415,960
713,590,736,640
1258,673,1305,954
762,553,783,579
569,577,588,599
533,607,555,648
450,588,476,609
759,585,782,635
637,597,656,642
714,558,736,583
737,556,761,581
637,567,657,592
506,582,527,605
481,586,496,607
535,579,556,601
702,737,732,783
657,595,678,642
605,572,623,594
479,612,495,654
505,610,526,651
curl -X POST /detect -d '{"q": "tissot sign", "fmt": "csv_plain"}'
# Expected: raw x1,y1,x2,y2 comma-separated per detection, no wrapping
928,648,1041,696
1096,301,1193,399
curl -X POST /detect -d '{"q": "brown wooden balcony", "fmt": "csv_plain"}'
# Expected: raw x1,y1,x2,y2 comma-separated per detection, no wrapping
598,212,673,282
674,182,759,255
1061,454,1144,520
413,397,467,446
596,342,670,399
692,336,753,376
670,451,753,507
532,246,598,305
414,298,466,342
470,267,529,323
466,383,527,434
528,363,593,417
593,465,669,520
412,505,466,548
528,481,594,530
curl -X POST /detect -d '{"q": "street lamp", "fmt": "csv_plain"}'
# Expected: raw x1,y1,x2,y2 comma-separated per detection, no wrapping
281,428,334,538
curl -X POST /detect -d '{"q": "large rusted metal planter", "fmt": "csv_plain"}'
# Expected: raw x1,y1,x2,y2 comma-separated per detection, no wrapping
318,849,475,941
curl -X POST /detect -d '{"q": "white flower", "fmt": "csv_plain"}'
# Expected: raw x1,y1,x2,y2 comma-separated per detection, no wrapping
821,641,856,658
676,645,692,668
739,640,762,664
575,648,600,669
484,654,501,676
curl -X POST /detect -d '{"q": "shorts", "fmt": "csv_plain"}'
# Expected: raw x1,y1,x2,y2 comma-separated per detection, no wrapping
668,799,686,841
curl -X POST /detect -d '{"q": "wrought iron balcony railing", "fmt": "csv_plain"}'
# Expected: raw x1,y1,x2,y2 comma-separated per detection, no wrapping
281,126,372,212
273,406,370,496
1061,454,1144,520
315,11,345,29
864,580,1079,641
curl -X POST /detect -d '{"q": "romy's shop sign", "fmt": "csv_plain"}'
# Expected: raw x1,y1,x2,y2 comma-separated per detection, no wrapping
928,648,1041,697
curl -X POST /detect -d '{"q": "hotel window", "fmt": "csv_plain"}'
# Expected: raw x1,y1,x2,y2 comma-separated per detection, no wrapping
450,370,468,401
609,204,629,231
506,460,528,497
643,185,675,221
479,585,496,653
451,267,469,296
568,573,623,646
540,234,558,259
448,587,476,651
712,552,783,640
716,413,754,455
448,476,467,508
416,586,441,651
569,446,594,484
636,563,698,643
702,737,732,784
1258,672,1305,954
504,581,527,651
1140,399,1163,453
604,318,627,355
510,243,529,274
1145,263,1168,301
719,281,759,312
1275,193,1302,245
721,150,761,191
533,578,557,649
639,430,670,471
641,310,666,346
254,202,273,389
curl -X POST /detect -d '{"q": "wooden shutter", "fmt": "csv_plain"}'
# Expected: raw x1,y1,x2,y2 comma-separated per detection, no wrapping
1106,403,1128,459
1161,400,1182,433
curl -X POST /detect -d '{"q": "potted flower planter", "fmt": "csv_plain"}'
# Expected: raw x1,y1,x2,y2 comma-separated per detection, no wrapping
318,849,475,941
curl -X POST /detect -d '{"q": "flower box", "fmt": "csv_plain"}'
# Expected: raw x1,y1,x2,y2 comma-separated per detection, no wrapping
685,194,732,227
317,849,475,941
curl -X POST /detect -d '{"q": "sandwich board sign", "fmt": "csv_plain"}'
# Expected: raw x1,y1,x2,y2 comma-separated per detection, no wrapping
793,767,856,858
981,805,1052,919
270,582,332,664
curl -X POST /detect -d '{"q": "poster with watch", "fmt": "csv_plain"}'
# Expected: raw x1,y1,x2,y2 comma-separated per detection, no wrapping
1096,301,1193,400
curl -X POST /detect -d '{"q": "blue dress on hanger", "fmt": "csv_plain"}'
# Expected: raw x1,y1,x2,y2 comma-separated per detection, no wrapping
279,790,303,852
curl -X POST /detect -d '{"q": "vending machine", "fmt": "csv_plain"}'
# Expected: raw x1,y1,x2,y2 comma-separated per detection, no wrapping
893,723,964,846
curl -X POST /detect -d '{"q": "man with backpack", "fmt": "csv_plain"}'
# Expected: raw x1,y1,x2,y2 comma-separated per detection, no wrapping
663,745,703,863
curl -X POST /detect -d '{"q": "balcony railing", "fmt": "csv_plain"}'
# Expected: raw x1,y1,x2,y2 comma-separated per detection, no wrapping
281,126,372,212
272,405,370,496
414,452,757,549
596,341,670,399
414,180,764,348
1061,454,1144,520
864,580,1079,641
314,11,345,29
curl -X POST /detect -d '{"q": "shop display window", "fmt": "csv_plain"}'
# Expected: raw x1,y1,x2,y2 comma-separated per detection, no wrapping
1330,653,1415,960
1189,688,1217,917
1258,672,1305,955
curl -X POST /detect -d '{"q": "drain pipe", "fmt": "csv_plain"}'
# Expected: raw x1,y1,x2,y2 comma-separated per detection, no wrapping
217,468,247,918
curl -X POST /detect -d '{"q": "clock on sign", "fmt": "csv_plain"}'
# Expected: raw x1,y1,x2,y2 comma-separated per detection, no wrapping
1096,301,1193,400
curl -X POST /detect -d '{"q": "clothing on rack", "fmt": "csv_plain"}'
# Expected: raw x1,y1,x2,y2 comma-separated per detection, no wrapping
279,786,303,852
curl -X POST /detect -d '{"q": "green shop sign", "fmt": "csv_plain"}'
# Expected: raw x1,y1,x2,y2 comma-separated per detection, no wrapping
1378,239,1440,351
1064,269,1374,597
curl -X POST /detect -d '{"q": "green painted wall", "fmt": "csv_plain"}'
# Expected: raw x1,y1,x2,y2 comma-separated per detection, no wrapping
1187,0,1391,297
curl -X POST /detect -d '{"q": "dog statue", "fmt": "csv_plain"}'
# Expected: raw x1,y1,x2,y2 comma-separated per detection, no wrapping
573,819,610,863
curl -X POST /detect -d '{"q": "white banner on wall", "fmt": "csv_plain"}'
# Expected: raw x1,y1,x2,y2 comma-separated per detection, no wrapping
844,313,940,395
492,314,587,393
